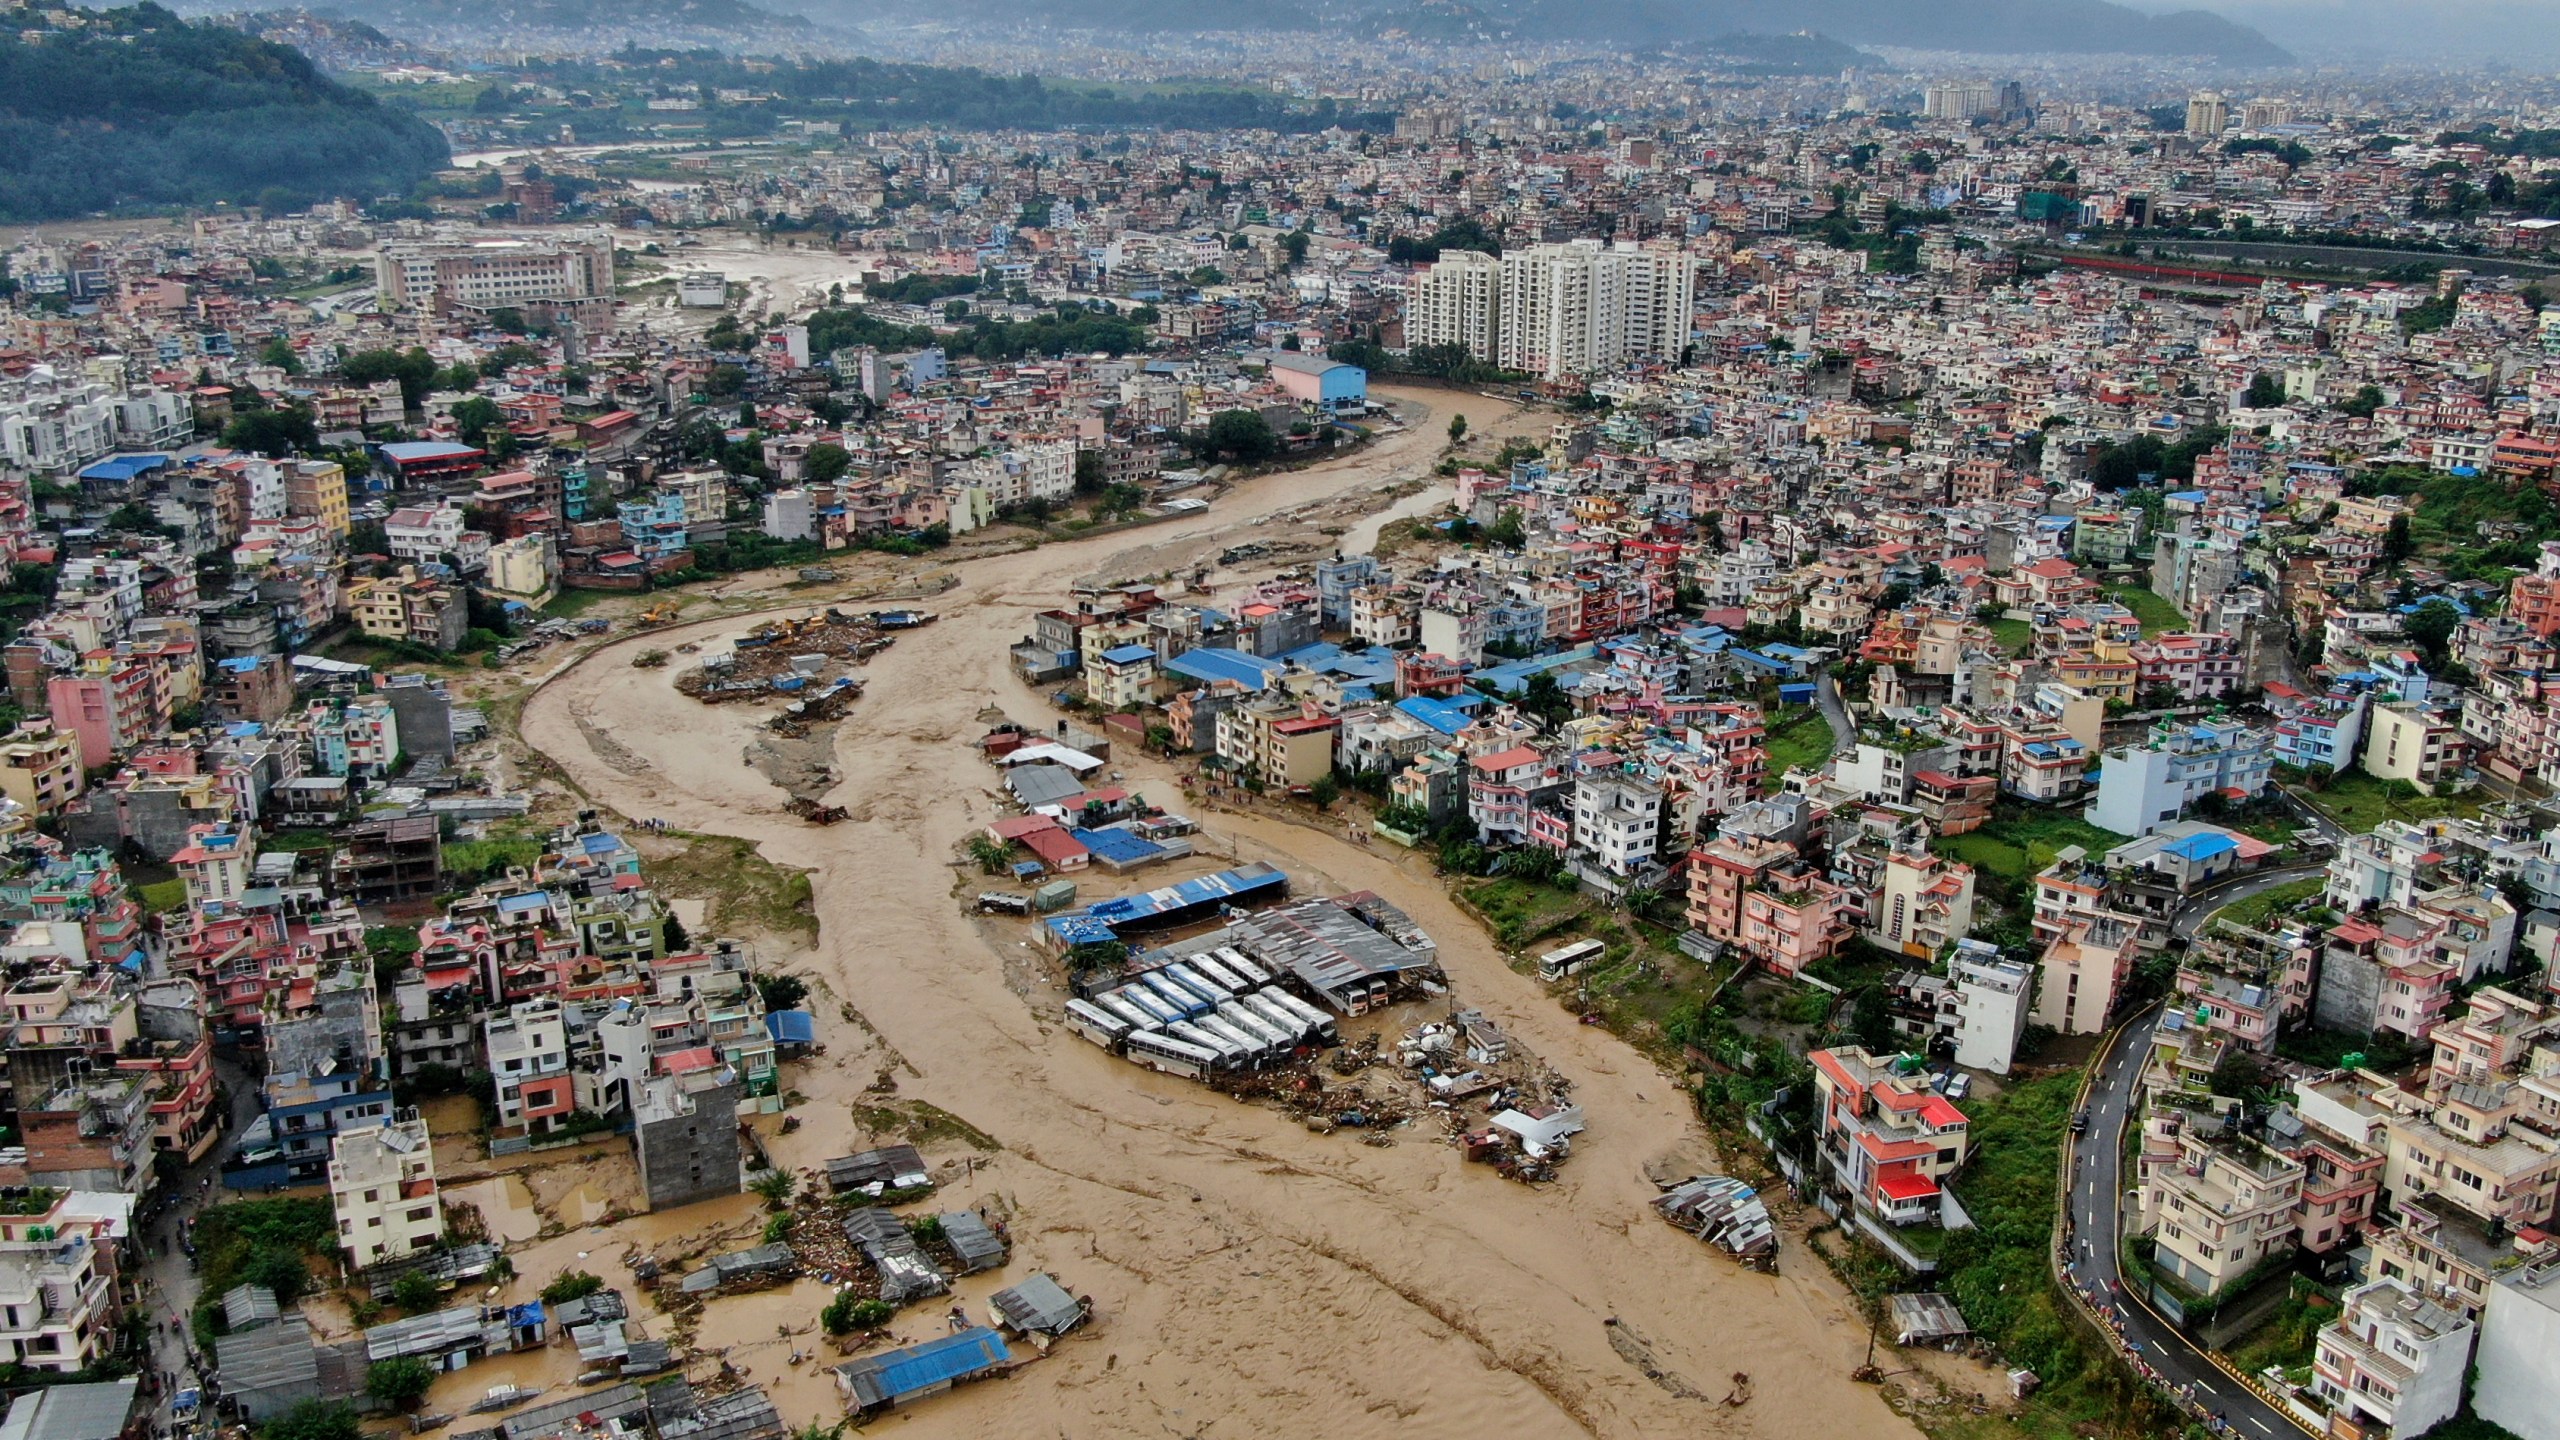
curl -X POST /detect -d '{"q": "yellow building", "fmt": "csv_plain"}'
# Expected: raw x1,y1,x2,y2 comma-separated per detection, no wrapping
286,460,351,539
0,721,84,817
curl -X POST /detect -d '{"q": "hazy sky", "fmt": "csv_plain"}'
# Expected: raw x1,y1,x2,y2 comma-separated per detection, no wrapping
2180,0,2560,64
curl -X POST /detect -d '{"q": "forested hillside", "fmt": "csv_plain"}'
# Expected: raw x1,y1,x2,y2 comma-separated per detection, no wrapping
0,3,449,220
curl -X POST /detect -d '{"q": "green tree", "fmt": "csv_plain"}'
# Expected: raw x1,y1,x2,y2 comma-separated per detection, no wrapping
755,974,809,1011
2382,513,2414,564
804,442,851,486
2339,384,2386,418
1519,672,1574,729
261,335,302,375
540,1271,605,1305
246,1247,310,1302
223,405,319,457
260,1402,361,1440
1486,509,1527,549
2243,372,2284,408
390,1271,438,1313
450,396,504,447
1072,448,1107,495
1447,413,1468,445
1203,409,1277,462
340,347,438,410
366,1356,435,1412
2403,598,2461,669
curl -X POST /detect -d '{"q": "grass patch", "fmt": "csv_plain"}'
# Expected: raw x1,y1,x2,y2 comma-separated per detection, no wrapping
1762,708,1837,790
2211,877,2325,932
848,1099,1000,1152
2291,772,2484,833
2103,583,2186,636
1936,805,2126,893
1462,874,1586,948
1989,617,2034,655
645,833,819,946
137,879,188,915
542,588,628,621
2275,1027,2417,1074
2225,1284,2334,1376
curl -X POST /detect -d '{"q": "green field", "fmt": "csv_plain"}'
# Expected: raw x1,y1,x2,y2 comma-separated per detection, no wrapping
1988,617,2034,655
2210,876,2325,931
1936,806,2126,887
1762,709,1838,790
2292,771,2485,834
2103,583,2187,636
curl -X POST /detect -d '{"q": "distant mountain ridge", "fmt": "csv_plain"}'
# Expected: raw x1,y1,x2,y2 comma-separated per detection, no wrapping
839,0,2291,64
0,2,447,220
308,0,820,39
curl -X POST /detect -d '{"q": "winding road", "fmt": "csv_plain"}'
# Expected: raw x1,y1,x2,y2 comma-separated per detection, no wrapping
2060,863,2330,1439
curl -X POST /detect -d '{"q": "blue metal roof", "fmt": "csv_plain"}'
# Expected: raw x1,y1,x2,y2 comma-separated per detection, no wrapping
78,453,172,482
870,1322,1008,1393
1071,827,1167,865
1162,647,1283,691
765,1009,817,1045
1097,644,1157,664
2163,832,2239,861
1395,696,1476,735
380,441,483,462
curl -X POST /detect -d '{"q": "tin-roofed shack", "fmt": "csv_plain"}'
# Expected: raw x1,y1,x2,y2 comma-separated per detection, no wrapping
832,1327,1012,1414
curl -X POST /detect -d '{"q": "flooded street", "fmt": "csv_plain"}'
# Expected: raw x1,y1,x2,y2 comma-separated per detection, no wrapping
514,385,1938,1440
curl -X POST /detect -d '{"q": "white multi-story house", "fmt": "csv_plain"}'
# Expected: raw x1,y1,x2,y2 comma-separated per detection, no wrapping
2311,1277,2472,1440
329,1113,442,1271
1570,776,1662,878
2085,718,2272,837
1951,949,2033,1076
384,501,470,568
485,998,574,1134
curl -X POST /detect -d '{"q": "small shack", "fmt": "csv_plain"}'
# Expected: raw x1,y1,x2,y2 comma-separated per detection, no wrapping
833,1328,1011,1414
823,1145,931,1197
939,1212,1009,1275
989,1273,1089,1338
841,1208,949,1304
1651,1175,1778,1269
1890,1292,1972,1348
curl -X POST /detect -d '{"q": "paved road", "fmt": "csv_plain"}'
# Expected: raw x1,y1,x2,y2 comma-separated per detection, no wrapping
1815,671,1855,751
2061,865,2328,1440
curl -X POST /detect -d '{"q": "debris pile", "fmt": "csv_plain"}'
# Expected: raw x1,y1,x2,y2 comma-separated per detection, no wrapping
1652,1175,1779,1271
677,610,895,705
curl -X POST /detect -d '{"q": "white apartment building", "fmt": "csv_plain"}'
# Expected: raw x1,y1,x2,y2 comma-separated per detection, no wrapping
2476,1262,2560,1440
0,1239,114,1373
384,502,470,568
2312,1277,2472,1440
2085,718,2272,838
1951,950,2033,1075
1495,241,1696,380
1405,249,1502,358
329,1113,442,1271
377,232,616,327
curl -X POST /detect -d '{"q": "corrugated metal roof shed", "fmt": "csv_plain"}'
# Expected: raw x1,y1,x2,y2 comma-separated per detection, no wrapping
989,1273,1088,1336
834,1328,1010,1411
939,1212,1007,1274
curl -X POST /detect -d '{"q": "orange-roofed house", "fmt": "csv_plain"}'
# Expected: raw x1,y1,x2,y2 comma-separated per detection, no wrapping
1809,1045,1972,1235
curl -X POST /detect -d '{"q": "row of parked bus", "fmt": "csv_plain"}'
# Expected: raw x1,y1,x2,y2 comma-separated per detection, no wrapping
1063,946,1340,1079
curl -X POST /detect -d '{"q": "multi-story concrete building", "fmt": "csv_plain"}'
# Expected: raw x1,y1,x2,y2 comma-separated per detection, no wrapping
2085,718,2272,838
377,233,616,329
329,1113,442,1271
1404,249,1502,359
2145,1129,2301,1299
486,998,575,1135
1495,241,1695,380
2475,1260,2560,1440
2311,1277,2472,1440
1950,949,2034,1076
1809,1045,1972,1230
2035,913,2140,1034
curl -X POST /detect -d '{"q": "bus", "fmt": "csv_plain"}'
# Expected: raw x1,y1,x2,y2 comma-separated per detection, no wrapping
1212,946,1273,988
1215,1000,1291,1050
1124,1031,1221,1079
1164,963,1233,1007
1096,992,1160,1034
1167,1021,1246,1068
1062,999,1131,1050
1260,988,1339,1044
1188,953,1251,994
1538,938,1606,983
1136,971,1213,1020
1237,992,1314,1043
1195,1013,1272,1060
1112,986,1183,1028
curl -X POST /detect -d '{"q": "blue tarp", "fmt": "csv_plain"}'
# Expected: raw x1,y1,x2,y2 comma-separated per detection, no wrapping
765,1010,817,1045
1097,644,1156,665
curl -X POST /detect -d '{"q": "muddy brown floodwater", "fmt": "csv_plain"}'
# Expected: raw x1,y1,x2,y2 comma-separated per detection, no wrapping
517,385,1952,1439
